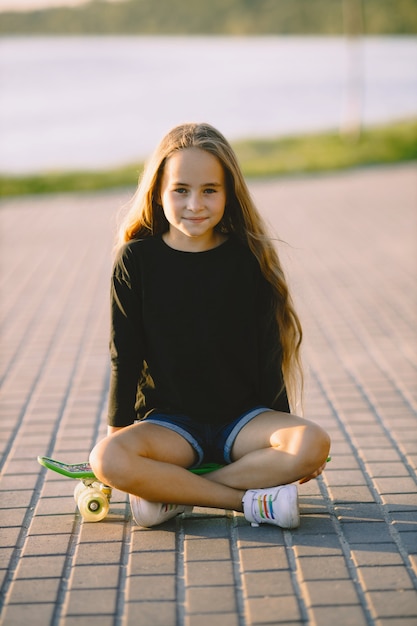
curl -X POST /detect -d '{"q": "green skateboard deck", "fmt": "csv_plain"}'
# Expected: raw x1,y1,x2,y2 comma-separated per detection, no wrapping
37,456,223,479
37,455,224,523
37,456,96,479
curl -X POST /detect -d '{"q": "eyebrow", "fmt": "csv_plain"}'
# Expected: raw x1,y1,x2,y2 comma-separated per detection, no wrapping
173,182,223,187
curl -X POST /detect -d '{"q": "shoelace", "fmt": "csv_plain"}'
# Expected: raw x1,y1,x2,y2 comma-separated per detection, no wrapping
254,493,276,521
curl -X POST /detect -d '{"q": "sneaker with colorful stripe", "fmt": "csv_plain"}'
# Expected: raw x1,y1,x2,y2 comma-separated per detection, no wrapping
242,484,300,529
129,494,193,528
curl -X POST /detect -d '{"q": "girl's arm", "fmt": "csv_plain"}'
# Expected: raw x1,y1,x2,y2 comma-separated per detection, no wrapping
108,244,145,428
257,276,290,413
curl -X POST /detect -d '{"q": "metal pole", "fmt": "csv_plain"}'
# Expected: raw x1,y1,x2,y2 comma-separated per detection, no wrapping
341,0,365,141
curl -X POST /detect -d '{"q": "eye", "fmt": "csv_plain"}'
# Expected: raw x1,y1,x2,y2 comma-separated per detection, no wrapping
174,187,188,194
203,188,217,194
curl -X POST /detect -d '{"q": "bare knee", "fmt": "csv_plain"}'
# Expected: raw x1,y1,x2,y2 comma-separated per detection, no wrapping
89,436,129,490
273,419,330,477
298,422,331,475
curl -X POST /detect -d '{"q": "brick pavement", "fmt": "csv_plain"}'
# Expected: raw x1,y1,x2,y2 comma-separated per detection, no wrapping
0,164,416,626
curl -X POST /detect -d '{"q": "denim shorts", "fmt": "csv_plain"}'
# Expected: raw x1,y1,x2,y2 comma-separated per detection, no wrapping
141,406,271,468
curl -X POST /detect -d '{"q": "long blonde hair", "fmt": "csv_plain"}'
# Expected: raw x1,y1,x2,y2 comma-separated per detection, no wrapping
117,122,303,409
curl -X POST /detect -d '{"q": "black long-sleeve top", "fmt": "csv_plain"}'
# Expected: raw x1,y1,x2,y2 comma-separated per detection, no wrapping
108,235,289,427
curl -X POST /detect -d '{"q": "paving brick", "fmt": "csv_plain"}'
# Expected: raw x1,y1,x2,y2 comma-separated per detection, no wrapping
21,533,71,556
360,448,403,462
127,574,176,601
0,547,14,569
185,559,234,586
326,485,376,503
325,469,369,486
185,613,239,626
28,514,75,535
235,523,285,548
325,455,361,470
70,564,121,589
64,588,118,615
299,496,329,515
0,489,33,509
185,538,231,561
183,516,231,537
73,540,123,566
357,565,415,591
381,493,417,511
64,618,116,626
299,479,323,497
186,585,237,614
243,570,294,597
298,555,350,580
293,514,335,535
0,527,22,548
302,578,360,606
351,544,405,567
130,527,177,552
396,533,417,554
310,605,368,626
14,555,66,580
334,502,385,522
1,167,416,626
0,603,56,626
246,594,301,624
366,589,417,618
129,549,176,576
125,600,177,626
391,513,417,533
6,577,61,603
34,496,77,517
78,520,126,543
239,546,288,573
293,542,345,561
319,440,353,455
341,521,394,544
374,477,417,494
367,462,412,478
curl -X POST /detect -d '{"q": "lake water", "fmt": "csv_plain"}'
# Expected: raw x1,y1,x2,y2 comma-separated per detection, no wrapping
0,36,416,174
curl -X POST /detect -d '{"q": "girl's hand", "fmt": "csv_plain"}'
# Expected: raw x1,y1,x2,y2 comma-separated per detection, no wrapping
298,460,328,485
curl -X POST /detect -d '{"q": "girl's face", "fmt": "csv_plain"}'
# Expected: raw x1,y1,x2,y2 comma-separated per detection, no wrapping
159,147,227,252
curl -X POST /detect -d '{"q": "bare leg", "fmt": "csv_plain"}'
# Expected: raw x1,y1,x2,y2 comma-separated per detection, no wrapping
89,412,330,512
205,411,331,490
90,423,245,511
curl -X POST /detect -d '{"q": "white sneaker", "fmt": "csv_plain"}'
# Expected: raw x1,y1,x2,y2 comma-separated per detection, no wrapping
129,494,193,528
242,484,300,529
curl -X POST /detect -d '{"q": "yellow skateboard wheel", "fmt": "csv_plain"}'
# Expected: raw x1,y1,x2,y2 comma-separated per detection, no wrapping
76,487,109,522
74,481,87,503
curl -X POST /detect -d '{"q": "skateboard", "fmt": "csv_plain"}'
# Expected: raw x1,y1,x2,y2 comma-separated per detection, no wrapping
37,456,223,522
38,455,332,523
37,456,112,522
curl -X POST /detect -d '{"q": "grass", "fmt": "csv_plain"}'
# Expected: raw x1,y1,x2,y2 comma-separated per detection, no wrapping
233,118,417,177
0,164,142,198
1,118,416,198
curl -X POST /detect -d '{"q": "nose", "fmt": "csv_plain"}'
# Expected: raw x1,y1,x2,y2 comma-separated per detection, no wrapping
186,192,202,212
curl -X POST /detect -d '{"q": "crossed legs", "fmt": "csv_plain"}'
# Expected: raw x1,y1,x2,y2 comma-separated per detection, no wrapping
89,411,330,514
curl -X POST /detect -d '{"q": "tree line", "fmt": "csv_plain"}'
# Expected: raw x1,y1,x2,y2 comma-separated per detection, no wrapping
0,0,416,35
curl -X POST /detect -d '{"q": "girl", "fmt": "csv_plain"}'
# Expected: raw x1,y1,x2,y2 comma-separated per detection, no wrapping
89,122,330,529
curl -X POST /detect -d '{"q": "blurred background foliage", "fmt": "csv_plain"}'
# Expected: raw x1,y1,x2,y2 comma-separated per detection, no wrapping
1,0,416,35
